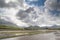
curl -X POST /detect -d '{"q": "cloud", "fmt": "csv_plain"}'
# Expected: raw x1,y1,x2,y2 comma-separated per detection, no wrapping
0,0,16,8
0,0,29,10
0,0,60,27
0,14,29,27
16,7,49,26
16,4,60,27
45,0,60,11
0,8,29,27
0,0,30,27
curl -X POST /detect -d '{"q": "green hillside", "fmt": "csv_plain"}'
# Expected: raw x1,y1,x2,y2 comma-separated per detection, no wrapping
0,25,23,30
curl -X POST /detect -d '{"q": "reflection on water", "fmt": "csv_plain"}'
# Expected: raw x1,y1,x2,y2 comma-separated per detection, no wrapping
1,33,56,40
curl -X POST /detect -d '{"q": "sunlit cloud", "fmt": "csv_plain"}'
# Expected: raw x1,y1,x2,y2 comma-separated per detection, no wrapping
0,0,60,27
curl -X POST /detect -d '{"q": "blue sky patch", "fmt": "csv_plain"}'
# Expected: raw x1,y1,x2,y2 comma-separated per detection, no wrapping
50,10,60,16
25,0,46,6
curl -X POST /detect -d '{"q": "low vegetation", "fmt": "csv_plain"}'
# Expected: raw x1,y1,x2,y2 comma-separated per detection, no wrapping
0,25,23,30
0,25,60,30
0,25,60,39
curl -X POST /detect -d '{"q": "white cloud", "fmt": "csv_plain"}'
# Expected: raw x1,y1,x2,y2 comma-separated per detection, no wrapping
0,7,29,27
45,0,60,11
0,0,30,27
0,0,60,27
17,4,60,27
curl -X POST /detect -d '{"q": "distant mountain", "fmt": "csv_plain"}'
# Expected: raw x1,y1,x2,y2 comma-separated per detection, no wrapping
24,26,41,30
50,25,60,28
0,19,17,27
41,25,60,28
40,25,60,30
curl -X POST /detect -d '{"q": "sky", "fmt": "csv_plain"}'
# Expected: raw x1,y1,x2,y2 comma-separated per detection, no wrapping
0,0,60,27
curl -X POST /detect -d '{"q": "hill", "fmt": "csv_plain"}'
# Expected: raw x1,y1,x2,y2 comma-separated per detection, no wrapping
0,25,23,30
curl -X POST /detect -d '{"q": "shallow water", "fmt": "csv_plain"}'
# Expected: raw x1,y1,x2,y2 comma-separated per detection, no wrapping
1,33,57,40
